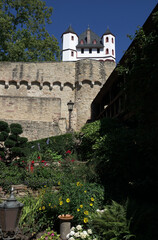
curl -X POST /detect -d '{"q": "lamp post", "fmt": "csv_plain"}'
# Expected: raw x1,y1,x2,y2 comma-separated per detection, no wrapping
0,187,24,240
67,100,74,132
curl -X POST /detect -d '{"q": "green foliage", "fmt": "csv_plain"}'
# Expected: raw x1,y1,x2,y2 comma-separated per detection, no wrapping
90,201,135,240
0,121,10,132
57,181,104,225
0,121,28,164
0,0,60,62
37,228,60,240
0,163,26,191
27,133,75,157
19,192,45,236
78,118,121,162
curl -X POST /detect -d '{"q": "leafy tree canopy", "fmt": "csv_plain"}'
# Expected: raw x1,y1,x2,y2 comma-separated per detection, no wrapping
0,0,60,62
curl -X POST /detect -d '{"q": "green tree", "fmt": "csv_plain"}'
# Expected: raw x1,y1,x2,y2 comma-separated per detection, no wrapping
0,0,60,62
0,121,28,164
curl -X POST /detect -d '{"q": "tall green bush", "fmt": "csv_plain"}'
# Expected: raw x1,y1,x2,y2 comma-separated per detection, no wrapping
0,121,28,164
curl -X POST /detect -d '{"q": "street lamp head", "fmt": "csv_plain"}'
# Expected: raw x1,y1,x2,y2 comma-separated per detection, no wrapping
67,100,74,111
0,187,24,238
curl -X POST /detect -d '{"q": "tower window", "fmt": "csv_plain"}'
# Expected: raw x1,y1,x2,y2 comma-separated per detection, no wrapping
97,48,100,53
93,39,97,44
71,36,74,40
89,48,92,54
106,37,109,42
112,49,114,55
81,48,84,54
106,48,109,54
112,38,114,43
80,40,84,44
71,51,74,57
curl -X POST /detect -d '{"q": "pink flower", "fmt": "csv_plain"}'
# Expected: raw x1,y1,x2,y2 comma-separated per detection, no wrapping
38,156,40,159
41,160,45,163
71,159,75,162
31,160,34,164
51,233,54,236
66,150,71,154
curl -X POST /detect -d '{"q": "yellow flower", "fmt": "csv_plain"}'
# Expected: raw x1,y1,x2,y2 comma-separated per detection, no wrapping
80,205,83,208
91,197,94,201
66,198,70,203
58,181,60,185
84,190,87,193
42,206,45,210
77,182,80,186
77,208,80,212
49,203,51,206
44,185,46,188
59,201,63,205
84,218,88,223
90,203,93,206
39,207,42,210
84,210,89,215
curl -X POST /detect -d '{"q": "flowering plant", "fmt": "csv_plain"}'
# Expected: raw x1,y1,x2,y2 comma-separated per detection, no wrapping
66,225,97,240
37,227,60,240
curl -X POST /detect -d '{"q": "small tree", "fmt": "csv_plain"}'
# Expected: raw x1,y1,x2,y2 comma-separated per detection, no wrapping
0,121,28,164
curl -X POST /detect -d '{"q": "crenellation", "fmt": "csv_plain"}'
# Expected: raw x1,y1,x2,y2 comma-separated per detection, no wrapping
0,59,115,140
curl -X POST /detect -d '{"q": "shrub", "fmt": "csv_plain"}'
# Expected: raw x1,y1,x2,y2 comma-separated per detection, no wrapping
67,225,97,240
0,121,28,164
90,201,135,240
37,228,60,240
56,181,104,225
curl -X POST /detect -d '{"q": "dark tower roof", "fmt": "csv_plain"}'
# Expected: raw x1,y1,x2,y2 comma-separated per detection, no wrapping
102,27,115,37
61,25,78,37
76,27,103,49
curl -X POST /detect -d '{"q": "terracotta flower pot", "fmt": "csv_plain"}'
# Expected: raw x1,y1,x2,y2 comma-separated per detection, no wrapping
58,214,74,220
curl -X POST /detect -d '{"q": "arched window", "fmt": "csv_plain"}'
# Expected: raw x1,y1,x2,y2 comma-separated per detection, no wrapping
112,38,114,43
71,51,74,57
106,48,109,54
112,49,114,55
106,37,109,42
93,39,97,44
80,40,84,44
71,36,74,40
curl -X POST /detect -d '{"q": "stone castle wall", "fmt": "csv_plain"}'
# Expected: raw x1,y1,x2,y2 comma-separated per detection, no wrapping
0,59,115,140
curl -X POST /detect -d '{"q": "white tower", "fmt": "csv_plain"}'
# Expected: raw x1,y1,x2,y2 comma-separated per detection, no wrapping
102,28,116,61
61,26,78,61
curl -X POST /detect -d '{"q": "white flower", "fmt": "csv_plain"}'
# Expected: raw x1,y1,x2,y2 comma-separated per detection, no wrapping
69,230,75,236
66,233,70,239
87,229,92,234
80,232,87,239
69,237,75,240
93,238,97,240
71,227,75,231
76,225,82,230
82,231,88,235
74,232,80,237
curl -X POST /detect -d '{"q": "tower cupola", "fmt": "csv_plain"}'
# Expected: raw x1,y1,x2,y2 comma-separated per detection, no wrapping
102,27,116,61
61,25,78,61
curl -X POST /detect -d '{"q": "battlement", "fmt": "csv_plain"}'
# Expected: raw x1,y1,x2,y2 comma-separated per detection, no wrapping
0,59,115,140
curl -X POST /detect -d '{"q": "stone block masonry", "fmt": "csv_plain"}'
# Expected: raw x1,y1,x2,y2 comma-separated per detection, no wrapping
0,59,115,140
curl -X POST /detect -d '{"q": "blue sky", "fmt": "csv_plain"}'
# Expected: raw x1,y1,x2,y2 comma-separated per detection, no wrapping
45,0,157,63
